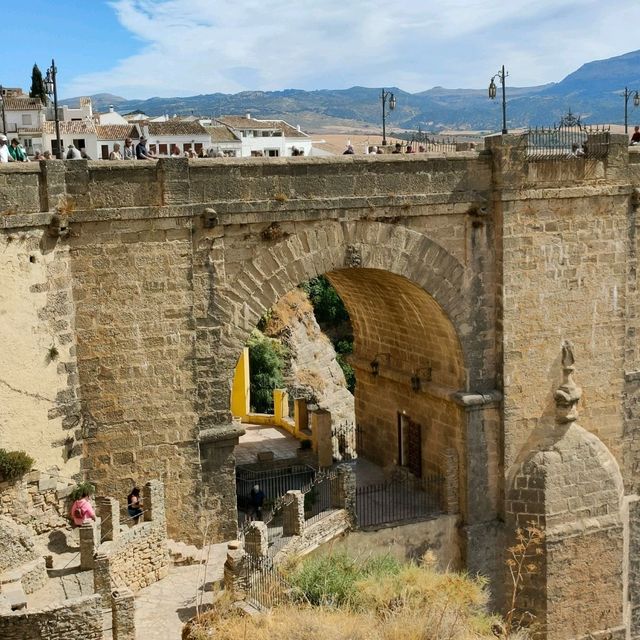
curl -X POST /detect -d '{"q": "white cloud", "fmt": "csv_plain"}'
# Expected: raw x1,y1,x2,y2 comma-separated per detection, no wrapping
64,0,640,98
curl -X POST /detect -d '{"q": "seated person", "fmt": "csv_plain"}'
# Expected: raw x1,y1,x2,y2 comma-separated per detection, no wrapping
631,126,640,145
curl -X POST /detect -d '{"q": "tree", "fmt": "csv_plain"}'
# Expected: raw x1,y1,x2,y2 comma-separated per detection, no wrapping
247,330,287,413
29,64,47,105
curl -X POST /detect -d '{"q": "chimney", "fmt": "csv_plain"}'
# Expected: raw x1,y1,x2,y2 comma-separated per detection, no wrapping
297,125,301,132
109,105,114,113
246,113,251,120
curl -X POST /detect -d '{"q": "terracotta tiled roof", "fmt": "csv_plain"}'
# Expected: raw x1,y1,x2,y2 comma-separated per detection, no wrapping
42,120,96,135
147,121,208,136
3,97,44,111
215,116,308,138
95,124,139,141
204,126,240,142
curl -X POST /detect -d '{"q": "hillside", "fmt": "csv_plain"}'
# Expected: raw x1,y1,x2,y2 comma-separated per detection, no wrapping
62,49,640,132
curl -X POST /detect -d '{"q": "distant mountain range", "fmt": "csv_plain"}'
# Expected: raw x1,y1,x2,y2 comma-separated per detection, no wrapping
62,50,640,133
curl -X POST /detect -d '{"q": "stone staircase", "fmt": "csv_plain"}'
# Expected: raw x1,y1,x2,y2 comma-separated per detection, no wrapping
167,540,208,566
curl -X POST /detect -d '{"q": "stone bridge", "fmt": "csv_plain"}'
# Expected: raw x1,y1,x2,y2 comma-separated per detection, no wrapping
2,135,640,638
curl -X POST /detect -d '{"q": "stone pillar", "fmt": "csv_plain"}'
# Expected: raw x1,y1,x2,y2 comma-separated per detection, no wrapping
199,424,244,542
143,480,166,530
244,521,268,558
283,490,305,536
311,409,333,468
96,497,120,542
159,157,190,205
274,388,289,424
79,522,97,570
93,551,111,607
441,448,459,515
223,541,248,599
332,464,356,526
111,588,135,640
294,399,309,434
40,159,66,212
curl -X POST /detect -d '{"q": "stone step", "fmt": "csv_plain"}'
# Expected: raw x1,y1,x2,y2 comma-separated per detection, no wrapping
4,582,27,611
167,540,206,566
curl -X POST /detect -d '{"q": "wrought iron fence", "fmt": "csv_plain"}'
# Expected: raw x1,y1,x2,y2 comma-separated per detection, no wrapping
355,473,444,529
332,421,358,462
525,112,610,160
243,554,290,609
302,469,339,524
236,464,316,512
413,136,458,153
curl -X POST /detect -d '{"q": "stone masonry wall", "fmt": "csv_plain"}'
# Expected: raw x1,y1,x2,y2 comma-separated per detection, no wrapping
94,523,169,606
0,594,103,640
0,217,82,475
0,470,76,534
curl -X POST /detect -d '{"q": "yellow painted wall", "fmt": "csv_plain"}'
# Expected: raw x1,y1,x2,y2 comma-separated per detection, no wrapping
231,347,251,419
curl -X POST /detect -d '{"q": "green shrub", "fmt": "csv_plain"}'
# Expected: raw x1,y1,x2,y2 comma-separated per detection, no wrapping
286,551,402,607
247,329,288,413
301,276,350,325
0,449,34,481
69,481,96,501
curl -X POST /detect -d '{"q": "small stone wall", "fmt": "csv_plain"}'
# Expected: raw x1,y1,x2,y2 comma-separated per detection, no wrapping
0,594,103,640
0,470,75,534
274,509,351,563
93,480,169,605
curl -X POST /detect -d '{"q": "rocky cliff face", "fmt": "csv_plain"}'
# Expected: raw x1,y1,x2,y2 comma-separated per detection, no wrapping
264,289,355,426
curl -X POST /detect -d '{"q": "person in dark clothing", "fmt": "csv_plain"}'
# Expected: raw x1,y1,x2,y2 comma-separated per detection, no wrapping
392,142,402,154
249,484,265,521
631,126,640,145
127,487,143,524
136,136,156,160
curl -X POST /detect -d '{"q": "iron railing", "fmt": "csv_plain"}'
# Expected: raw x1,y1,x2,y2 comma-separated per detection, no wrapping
525,118,610,161
236,464,315,512
355,473,444,529
243,554,290,609
302,469,339,524
332,421,359,462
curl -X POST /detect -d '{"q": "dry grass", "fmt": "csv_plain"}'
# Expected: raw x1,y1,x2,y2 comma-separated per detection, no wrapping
185,554,510,640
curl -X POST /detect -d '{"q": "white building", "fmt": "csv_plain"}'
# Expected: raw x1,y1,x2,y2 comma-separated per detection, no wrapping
42,120,98,158
214,114,312,157
143,120,212,157
95,124,140,159
1,89,44,154
204,125,242,156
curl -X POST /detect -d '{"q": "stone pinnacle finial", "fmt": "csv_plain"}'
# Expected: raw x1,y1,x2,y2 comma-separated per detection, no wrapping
554,340,582,424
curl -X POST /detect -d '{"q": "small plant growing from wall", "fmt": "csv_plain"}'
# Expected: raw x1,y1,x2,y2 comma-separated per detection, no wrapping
0,449,35,482
503,520,545,636
69,481,96,501
47,344,59,362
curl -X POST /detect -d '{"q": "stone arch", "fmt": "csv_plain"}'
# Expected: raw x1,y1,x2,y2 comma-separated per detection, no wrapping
210,219,491,392
198,218,496,538
506,424,624,638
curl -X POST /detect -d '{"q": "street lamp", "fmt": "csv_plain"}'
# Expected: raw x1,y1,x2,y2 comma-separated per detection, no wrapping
623,87,640,135
488,65,509,135
0,86,6,135
44,59,62,159
381,88,396,146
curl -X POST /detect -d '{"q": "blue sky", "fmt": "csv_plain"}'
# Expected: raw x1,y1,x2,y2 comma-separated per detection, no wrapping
4,0,640,99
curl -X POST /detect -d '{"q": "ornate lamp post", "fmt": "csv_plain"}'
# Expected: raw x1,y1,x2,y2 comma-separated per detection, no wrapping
623,87,640,134
381,88,396,146
488,65,509,135
44,59,62,159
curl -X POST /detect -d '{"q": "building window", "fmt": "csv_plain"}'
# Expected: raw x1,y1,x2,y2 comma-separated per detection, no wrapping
21,114,32,126
159,144,168,155
266,149,279,157
73,139,86,151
